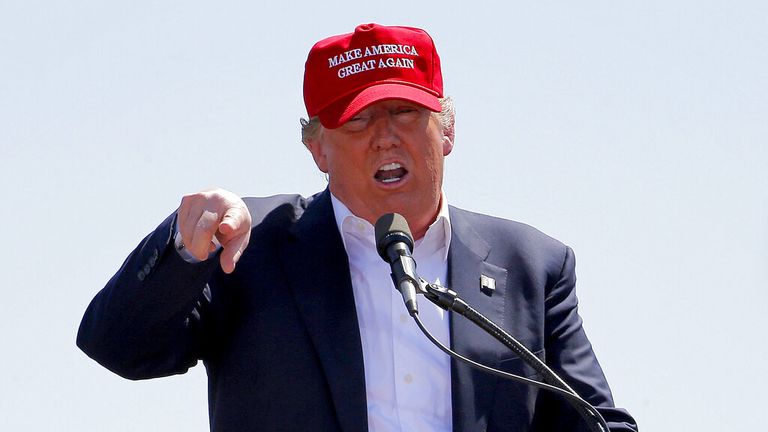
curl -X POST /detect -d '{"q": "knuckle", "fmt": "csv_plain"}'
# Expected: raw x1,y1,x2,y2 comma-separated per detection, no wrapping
181,191,203,202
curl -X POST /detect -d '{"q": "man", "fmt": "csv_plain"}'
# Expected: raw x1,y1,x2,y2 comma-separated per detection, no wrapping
78,23,638,431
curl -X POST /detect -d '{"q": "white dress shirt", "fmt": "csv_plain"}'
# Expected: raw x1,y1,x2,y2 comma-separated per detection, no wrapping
331,194,453,432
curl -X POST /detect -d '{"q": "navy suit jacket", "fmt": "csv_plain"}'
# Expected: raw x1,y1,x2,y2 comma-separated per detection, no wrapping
78,190,637,431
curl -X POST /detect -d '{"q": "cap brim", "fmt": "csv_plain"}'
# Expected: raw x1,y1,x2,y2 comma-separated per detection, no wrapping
318,83,442,129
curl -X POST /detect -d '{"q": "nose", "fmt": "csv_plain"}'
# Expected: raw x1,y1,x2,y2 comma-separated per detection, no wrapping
370,114,400,151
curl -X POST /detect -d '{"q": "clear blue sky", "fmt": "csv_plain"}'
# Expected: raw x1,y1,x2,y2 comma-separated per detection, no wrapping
1,1,766,430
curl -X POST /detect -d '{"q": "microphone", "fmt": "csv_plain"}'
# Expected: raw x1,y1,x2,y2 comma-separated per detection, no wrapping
375,213,421,316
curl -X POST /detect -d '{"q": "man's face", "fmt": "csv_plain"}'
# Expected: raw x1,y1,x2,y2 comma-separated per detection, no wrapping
306,99,454,239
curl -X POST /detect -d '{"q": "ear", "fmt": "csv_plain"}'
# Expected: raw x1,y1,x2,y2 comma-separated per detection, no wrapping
305,136,329,173
442,116,455,156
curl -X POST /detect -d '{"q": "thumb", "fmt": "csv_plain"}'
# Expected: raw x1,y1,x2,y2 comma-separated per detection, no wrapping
218,206,250,238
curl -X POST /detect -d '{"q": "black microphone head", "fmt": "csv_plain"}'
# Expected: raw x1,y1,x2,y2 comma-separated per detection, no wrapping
375,213,414,261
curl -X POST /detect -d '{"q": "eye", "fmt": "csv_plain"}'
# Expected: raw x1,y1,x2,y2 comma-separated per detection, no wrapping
341,113,370,132
395,107,418,115
392,106,422,124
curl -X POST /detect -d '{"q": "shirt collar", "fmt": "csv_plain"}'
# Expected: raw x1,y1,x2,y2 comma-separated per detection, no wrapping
330,192,452,262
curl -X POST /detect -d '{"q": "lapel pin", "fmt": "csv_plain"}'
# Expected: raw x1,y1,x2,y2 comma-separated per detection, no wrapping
480,274,496,297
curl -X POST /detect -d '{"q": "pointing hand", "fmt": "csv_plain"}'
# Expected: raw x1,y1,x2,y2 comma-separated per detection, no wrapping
177,189,252,273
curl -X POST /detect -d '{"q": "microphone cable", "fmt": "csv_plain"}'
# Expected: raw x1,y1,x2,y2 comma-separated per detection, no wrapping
410,311,609,432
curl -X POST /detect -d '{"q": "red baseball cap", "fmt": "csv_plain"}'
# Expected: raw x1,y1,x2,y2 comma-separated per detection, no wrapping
303,23,444,129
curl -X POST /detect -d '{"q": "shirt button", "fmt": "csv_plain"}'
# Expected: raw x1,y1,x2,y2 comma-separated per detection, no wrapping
404,374,413,384
399,313,408,323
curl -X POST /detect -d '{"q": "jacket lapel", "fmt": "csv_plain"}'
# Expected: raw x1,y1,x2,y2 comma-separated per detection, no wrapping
279,190,368,432
447,206,509,432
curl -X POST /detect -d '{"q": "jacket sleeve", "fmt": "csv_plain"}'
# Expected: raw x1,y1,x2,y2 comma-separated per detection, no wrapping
531,246,639,431
76,211,220,380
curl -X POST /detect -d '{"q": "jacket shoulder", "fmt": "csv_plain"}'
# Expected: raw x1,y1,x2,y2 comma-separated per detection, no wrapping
449,206,566,251
448,205,571,277
243,193,313,226
242,191,332,231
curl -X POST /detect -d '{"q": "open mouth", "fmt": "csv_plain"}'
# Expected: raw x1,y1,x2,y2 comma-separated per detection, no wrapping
374,162,408,184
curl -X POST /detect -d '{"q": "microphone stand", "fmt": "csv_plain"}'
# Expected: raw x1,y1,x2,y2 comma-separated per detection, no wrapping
416,280,610,432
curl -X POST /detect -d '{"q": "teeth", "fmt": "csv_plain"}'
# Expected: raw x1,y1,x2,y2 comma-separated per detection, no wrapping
375,162,405,184
379,162,402,171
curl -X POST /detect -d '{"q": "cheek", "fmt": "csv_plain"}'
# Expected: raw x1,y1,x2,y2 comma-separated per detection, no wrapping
326,150,368,182
425,140,446,170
